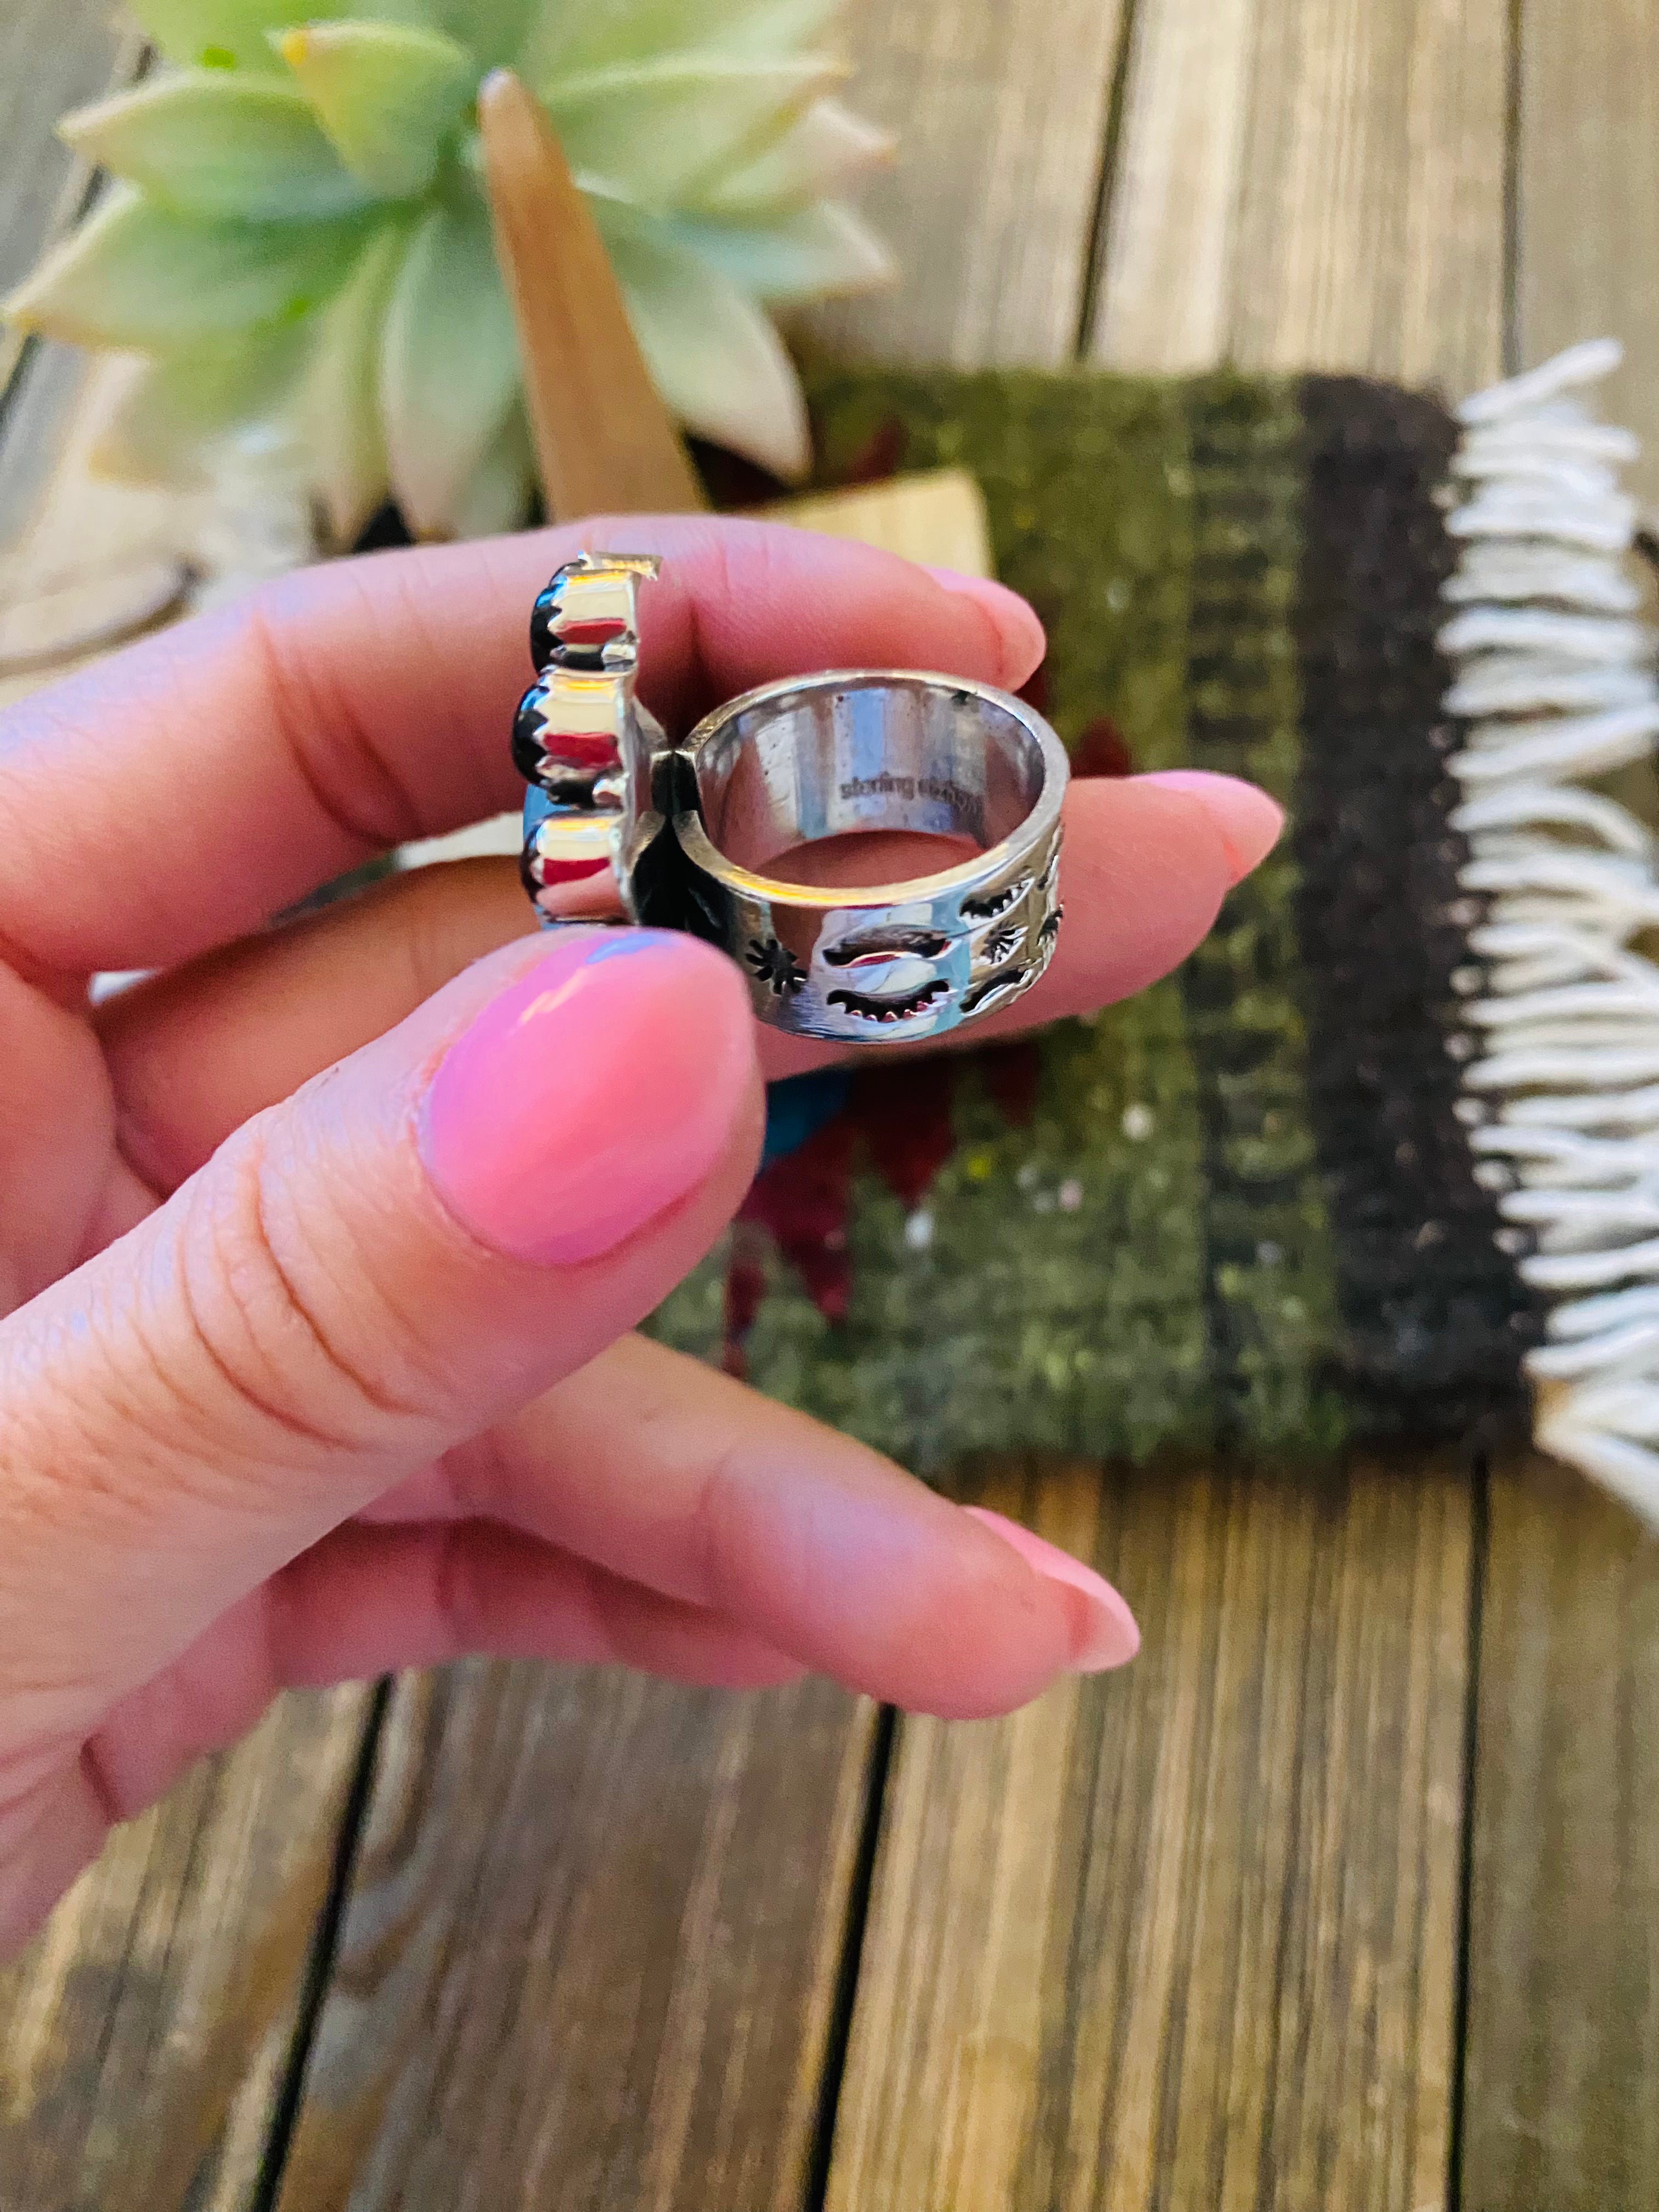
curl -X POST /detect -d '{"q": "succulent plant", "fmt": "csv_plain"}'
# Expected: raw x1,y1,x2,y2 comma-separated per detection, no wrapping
4,1,894,541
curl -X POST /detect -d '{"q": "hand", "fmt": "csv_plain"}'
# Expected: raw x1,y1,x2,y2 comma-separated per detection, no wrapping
0,516,1280,1948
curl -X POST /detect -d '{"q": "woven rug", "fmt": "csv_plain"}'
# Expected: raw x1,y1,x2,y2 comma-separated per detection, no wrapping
647,345,1659,1513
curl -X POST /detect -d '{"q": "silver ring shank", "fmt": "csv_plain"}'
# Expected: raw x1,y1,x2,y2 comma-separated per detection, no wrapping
662,672,1068,1042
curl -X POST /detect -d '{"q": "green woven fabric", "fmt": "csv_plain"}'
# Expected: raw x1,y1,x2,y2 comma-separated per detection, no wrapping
649,369,1350,1469
650,364,1544,1469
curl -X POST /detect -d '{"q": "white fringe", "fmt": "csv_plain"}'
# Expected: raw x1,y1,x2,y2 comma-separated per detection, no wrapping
1441,338,1659,1517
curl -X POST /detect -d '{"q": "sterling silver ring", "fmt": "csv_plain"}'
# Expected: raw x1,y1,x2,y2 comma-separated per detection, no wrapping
514,553,1068,1043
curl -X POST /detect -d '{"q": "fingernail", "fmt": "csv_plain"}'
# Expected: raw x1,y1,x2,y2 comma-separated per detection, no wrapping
1137,769,1284,883
964,1506,1139,1671
420,930,753,1266
923,564,1047,684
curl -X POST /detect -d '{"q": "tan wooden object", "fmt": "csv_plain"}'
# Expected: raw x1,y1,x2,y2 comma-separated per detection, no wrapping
477,69,706,522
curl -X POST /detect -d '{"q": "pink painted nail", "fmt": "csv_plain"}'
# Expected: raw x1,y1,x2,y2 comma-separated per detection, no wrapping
420,930,754,1266
964,1506,1139,1671
1137,769,1284,883
923,564,1047,682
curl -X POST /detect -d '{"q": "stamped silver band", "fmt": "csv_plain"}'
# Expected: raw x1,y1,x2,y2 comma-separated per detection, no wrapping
515,556,1069,1042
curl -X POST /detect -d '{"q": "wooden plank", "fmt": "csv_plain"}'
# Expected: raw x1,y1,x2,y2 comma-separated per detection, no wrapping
1462,1454,1659,2210
0,8,142,551
1092,0,1509,394
1456,10,1659,2202
0,1688,375,2211
804,0,1128,368
0,0,128,306
1513,0,1659,509
269,1666,872,2211
820,18,1510,2207
824,1457,1471,2212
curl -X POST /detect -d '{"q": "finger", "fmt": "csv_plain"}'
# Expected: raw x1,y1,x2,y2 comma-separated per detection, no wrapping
8,1525,804,1943
100,774,1268,1193
0,926,764,1744
81,1522,804,1827
0,519,1042,978
360,1333,1138,1720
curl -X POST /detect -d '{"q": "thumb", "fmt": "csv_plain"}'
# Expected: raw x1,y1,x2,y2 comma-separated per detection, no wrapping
0,928,763,1733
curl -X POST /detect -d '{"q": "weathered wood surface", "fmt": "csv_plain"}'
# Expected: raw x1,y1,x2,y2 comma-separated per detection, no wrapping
0,0,131,312
811,7,1508,2205
805,0,1128,366
826,1458,1471,2212
1091,0,1509,394
1513,0,1659,513
0,8,143,569
1452,11,1659,2199
270,1666,873,2212
1461,1455,1659,2211
0,1689,375,2212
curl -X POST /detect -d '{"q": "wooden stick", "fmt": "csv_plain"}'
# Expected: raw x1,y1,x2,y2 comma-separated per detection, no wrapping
477,69,707,520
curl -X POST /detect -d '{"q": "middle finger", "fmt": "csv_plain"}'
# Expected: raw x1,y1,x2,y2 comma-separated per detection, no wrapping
99,774,1262,1193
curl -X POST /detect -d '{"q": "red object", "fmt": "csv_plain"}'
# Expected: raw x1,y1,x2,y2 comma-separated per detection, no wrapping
850,1059,958,1209
552,617,627,647
840,415,909,487
1073,714,1135,777
736,1113,856,1327
1016,660,1052,716
532,854,610,885
980,1040,1043,1128
536,727,617,769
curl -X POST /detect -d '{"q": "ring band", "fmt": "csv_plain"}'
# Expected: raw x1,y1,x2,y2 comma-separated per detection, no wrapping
514,555,1068,1042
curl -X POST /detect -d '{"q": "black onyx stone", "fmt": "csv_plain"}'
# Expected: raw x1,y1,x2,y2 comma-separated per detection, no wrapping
511,683,549,783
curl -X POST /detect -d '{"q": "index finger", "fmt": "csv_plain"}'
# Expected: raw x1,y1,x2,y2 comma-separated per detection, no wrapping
0,517,1043,977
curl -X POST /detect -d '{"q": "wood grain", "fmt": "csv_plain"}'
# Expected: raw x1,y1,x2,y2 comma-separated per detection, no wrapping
1092,0,1509,394
804,0,1129,368
477,70,706,522
1460,1454,1659,2210
1513,0,1659,507
0,1689,374,2212
825,1457,1471,2212
0,8,143,554
269,1664,873,2212
0,0,131,308
1454,14,1659,2202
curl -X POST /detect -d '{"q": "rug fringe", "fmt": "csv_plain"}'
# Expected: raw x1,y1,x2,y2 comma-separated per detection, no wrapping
1442,338,1659,1514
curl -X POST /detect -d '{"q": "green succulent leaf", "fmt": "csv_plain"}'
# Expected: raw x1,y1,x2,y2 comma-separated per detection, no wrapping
544,56,843,206
522,0,840,78
665,201,891,301
22,0,888,535
92,323,314,484
450,403,534,537
128,0,309,74
300,222,409,543
60,75,369,222
600,215,808,478
423,0,543,69
692,96,893,214
3,188,371,346
275,20,479,198
380,193,521,535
